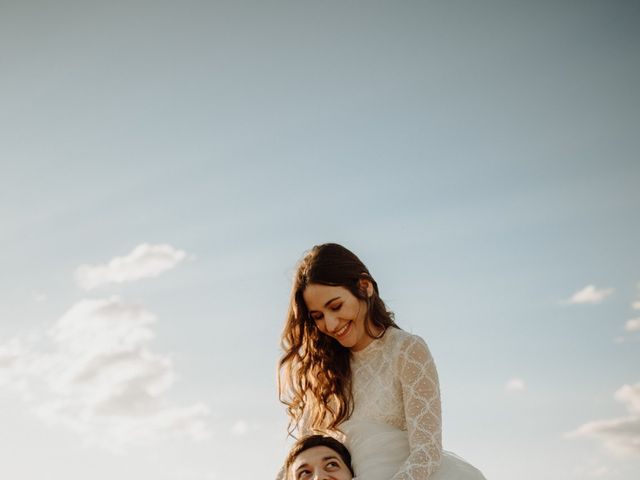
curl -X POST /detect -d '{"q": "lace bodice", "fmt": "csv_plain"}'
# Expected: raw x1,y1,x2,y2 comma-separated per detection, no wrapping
347,327,443,479
279,328,443,480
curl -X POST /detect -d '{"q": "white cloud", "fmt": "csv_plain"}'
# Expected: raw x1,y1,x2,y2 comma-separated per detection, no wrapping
0,338,33,398
615,384,640,414
32,291,47,303
75,243,187,290
571,461,614,478
586,465,609,477
614,336,640,345
631,283,640,310
565,285,614,305
0,296,210,450
567,382,640,456
505,378,526,392
231,419,249,436
568,417,640,456
625,318,640,332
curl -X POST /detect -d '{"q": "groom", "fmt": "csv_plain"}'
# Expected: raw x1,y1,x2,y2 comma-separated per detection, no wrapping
284,435,355,480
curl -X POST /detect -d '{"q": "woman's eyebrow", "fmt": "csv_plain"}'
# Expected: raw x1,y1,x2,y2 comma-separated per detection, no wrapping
308,297,342,312
323,296,341,307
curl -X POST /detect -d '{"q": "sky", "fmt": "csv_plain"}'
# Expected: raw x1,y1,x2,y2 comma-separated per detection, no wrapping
1,1,639,479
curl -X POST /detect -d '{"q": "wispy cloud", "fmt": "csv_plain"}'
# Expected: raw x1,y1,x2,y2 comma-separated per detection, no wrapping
0,296,209,450
0,244,209,450
0,338,32,398
616,284,640,341
616,384,640,413
585,465,610,477
625,318,640,332
571,461,614,478
75,243,187,290
32,291,47,303
567,383,640,456
231,419,249,436
564,285,614,305
505,378,526,393
632,283,640,310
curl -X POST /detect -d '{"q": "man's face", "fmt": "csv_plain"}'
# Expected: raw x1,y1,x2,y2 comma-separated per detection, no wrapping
290,445,352,480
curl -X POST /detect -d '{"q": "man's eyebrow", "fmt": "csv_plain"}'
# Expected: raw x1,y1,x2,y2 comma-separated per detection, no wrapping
293,455,341,472
322,455,340,462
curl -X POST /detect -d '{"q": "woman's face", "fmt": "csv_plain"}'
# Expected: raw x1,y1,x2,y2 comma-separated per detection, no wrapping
290,445,353,480
303,282,375,352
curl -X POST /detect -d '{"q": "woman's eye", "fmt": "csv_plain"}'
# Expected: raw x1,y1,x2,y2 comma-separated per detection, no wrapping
310,313,323,321
330,303,342,311
298,470,311,479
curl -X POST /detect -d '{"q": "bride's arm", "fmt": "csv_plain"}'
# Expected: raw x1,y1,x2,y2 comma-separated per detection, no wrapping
390,334,443,480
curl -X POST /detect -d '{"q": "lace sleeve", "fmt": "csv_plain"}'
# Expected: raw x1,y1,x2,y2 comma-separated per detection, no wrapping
390,335,442,480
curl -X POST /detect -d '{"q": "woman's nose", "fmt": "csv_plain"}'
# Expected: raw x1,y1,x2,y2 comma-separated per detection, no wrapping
324,313,340,333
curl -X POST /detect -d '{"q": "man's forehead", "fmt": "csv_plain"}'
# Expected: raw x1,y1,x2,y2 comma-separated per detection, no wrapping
292,445,339,468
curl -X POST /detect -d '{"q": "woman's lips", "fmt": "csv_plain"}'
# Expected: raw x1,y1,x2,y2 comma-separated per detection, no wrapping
333,321,352,338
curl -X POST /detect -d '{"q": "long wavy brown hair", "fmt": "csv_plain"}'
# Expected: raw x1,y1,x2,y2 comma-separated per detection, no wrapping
278,243,397,436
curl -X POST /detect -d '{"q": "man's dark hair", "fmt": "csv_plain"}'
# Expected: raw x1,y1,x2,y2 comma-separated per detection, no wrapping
284,434,354,478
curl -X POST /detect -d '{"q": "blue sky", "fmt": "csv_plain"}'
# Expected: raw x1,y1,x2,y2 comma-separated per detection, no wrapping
1,1,639,479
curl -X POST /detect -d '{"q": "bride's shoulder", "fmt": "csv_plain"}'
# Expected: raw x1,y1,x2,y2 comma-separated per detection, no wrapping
387,328,433,360
386,326,427,347
383,328,428,358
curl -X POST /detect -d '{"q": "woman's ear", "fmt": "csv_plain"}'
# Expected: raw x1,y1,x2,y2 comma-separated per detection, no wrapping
359,278,374,298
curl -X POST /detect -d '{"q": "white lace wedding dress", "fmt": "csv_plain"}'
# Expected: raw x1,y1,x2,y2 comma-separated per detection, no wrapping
283,327,486,480
338,327,485,479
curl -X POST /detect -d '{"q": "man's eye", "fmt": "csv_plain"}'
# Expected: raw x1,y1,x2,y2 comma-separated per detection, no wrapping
326,461,340,470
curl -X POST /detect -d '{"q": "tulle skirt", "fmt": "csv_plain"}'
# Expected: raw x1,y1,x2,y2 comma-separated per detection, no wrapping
341,420,486,480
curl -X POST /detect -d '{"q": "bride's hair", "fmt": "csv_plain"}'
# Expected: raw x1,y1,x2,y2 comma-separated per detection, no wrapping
278,243,397,435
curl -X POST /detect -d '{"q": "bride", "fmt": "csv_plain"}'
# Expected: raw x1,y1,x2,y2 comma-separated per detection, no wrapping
277,244,486,479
